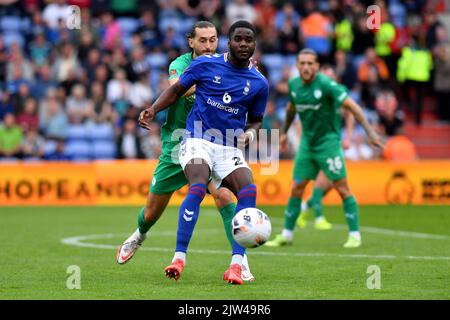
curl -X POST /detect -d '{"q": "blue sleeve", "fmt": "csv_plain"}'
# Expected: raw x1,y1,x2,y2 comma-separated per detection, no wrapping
178,58,206,89
249,82,269,119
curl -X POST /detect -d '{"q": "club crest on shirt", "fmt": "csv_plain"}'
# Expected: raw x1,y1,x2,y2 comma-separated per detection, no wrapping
314,89,322,99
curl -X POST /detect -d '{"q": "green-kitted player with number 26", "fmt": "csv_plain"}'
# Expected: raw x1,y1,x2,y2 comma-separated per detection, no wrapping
266,49,384,249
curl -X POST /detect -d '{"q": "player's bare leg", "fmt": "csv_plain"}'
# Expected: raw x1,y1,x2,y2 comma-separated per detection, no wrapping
165,160,210,280
209,184,255,281
116,192,173,264
333,178,361,248
298,171,333,230
221,168,257,284
266,179,310,247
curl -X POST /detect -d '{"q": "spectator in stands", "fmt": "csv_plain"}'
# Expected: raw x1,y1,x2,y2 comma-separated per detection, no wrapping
0,37,7,85
375,89,404,137
107,68,131,117
77,29,97,66
21,128,45,160
39,93,68,140
29,32,51,68
334,50,357,90
397,34,433,125
374,9,396,77
32,64,57,101
434,42,450,122
274,3,300,32
226,0,257,25
90,81,116,124
6,45,34,83
0,113,23,159
129,73,153,109
0,91,14,122
279,11,302,55
300,6,333,62
254,0,277,29
344,130,375,161
52,42,82,83
126,46,150,82
42,0,71,29
66,84,94,124
17,97,39,132
43,138,72,161
351,15,375,63
259,26,281,54
116,116,145,159
100,11,122,51
140,121,162,159
12,82,32,115
262,100,281,133
137,9,162,51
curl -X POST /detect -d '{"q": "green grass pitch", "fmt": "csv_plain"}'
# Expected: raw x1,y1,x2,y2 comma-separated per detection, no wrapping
0,205,449,299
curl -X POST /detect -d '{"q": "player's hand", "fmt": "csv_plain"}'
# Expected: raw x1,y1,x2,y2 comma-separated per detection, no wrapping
342,137,351,150
280,134,288,153
237,132,251,148
138,106,155,130
368,131,384,149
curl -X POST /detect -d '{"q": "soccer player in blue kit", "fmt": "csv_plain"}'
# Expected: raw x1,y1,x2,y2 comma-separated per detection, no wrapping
138,20,269,285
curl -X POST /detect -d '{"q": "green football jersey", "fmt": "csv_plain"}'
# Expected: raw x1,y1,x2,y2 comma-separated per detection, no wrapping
288,72,348,147
160,52,195,144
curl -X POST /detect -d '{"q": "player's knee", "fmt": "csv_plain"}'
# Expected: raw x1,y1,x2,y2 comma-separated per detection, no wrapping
334,181,351,199
213,187,234,208
291,180,306,197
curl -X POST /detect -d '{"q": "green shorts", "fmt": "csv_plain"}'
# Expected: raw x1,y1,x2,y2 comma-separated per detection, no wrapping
149,141,187,195
293,140,347,182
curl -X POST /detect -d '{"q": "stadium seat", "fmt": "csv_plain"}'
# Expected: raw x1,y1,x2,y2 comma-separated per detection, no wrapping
44,140,57,155
261,54,284,70
88,123,114,141
3,32,25,49
0,16,22,32
65,140,92,160
66,124,89,142
117,17,139,35
147,52,168,70
92,140,116,159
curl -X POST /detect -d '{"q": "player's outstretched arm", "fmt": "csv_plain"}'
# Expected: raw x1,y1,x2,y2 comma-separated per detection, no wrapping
139,82,188,130
342,109,355,150
280,102,296,150
342,97,384,149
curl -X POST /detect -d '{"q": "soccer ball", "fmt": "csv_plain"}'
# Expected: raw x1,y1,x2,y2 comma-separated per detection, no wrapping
232,208,272,248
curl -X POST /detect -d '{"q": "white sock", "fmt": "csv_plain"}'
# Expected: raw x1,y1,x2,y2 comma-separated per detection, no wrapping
135,228,147,241
315,216,325,223
282,229,294,241
349,231,361,241
230,254,243,266
173,251,186,263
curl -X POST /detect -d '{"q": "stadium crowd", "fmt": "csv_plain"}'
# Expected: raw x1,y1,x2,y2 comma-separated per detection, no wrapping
0,0,449,161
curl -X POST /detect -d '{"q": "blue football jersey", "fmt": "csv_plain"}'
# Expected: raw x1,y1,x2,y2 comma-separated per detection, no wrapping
179,53,269,146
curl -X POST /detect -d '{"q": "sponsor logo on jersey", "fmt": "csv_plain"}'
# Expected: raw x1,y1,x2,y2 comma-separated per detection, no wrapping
295,103,322,112
207,97,239,114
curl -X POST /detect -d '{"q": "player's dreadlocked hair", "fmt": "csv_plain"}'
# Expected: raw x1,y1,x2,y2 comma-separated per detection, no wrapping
228,20,256,40
186,21,217,39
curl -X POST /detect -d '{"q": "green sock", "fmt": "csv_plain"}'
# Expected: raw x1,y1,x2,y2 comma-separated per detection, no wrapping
219,202,236,246
343,195,359,232
137,208,156,234
310,187,325,218
284,197,302,230
306,197,314,209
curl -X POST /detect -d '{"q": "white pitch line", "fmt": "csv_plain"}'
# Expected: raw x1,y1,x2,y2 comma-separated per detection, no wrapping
60,232,450,261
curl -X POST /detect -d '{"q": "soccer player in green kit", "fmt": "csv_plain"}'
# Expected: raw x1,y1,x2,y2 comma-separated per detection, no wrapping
116,21,254,281
266,49,383,248
296,64,355,231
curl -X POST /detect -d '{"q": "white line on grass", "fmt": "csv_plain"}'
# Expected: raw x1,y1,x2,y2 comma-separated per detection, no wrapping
61,232,450,261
